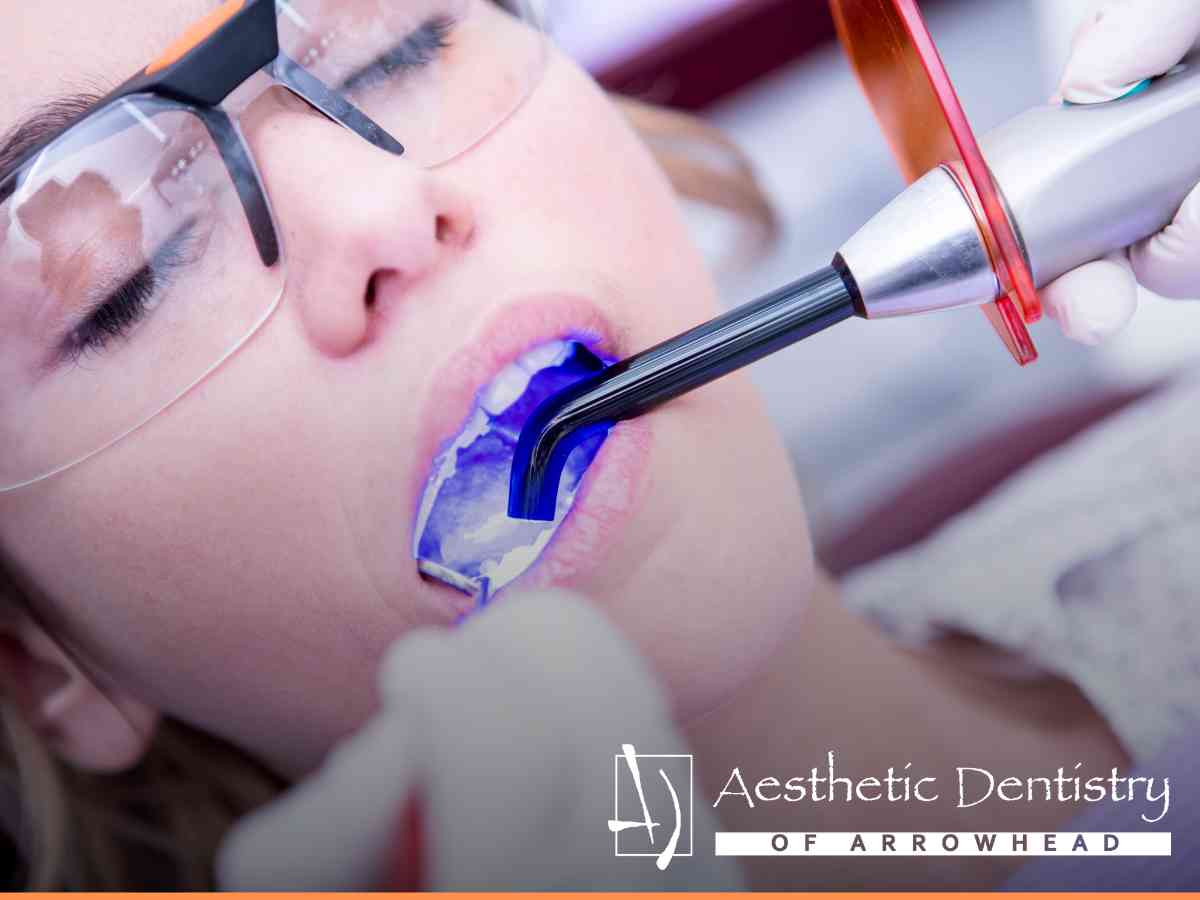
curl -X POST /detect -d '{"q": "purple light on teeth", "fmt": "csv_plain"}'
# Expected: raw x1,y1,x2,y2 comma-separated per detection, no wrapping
414,340,612,606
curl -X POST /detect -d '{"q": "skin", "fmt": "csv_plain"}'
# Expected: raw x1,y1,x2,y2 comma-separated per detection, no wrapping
690,576,1126,888
0,0,1127,888
0,0,807,775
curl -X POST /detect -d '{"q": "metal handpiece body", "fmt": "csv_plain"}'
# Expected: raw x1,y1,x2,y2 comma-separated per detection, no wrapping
508,58,1200,521
840,55,1200,319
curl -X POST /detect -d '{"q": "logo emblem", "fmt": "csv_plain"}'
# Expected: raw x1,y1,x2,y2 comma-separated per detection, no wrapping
609,743,693,870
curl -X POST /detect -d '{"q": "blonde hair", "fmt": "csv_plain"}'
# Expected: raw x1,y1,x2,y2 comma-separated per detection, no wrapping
617,97,779,263
0,97,777,890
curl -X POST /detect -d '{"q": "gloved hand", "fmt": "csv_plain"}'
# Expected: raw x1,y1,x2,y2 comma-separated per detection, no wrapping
1044,0,1200,344
217,589,743,891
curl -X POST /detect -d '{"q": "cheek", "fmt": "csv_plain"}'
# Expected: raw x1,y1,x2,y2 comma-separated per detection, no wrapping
472,48,719,335
0,338,417,753
588,378,814,721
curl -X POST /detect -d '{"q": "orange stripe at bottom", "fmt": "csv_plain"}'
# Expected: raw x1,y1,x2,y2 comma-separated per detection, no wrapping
9,893,1194,898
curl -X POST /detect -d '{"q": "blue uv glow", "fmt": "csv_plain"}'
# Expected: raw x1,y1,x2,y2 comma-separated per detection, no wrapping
414,342,612,604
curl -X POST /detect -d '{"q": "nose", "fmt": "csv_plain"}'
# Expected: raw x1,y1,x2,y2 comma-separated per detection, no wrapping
239,94,477,358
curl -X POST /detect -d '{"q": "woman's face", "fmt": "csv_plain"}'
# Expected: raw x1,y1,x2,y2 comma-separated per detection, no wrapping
0,0,812,776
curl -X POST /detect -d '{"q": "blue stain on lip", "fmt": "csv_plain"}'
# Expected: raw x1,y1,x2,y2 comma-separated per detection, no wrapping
413,341,613,608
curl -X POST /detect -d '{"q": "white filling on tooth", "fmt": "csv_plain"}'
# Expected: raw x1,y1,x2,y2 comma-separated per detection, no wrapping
481,534,553,590
476,340,575,417
462,511,524,545
479,362,534,416
517,339,571,374
475,483,575,590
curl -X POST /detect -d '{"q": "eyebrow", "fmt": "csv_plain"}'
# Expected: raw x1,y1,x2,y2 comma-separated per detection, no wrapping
0,91,107,189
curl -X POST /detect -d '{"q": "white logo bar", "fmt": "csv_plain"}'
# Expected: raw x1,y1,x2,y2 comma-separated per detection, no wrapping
714,832,1171,857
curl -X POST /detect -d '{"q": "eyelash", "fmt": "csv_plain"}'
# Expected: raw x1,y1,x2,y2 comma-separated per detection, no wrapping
339,15,457,94
59,220,200,365
51,16,456,366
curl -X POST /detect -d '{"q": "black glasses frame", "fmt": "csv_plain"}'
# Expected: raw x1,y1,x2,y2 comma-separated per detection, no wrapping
0,0,406,268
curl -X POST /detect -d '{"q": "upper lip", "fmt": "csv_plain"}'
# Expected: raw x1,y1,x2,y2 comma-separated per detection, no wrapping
407,292,629,556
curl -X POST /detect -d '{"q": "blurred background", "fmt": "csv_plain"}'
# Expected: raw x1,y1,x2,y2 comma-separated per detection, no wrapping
550,0,1200,569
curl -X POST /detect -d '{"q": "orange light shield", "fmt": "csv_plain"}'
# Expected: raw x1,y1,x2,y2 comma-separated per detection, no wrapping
830,0,1042,365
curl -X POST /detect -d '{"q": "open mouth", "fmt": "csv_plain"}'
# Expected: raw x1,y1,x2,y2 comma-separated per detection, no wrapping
413,339,612,609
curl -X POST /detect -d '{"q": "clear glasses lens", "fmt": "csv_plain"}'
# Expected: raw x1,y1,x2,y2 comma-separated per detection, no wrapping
0,0,546,490
0,98,285,490
276,0,548,166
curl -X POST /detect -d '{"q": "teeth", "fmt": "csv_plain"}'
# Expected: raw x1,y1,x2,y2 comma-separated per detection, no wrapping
517,340,571,374
416,339,611,605
477,341,576,416
479,362,534,416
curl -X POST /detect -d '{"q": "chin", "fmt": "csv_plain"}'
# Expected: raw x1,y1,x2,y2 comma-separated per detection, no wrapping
558,374,813,721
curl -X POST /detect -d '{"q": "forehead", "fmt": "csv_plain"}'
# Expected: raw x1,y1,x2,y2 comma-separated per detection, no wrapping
1,0,216,137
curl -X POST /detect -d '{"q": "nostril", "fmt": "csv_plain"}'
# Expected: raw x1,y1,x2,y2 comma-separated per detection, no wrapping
435,214,453,244
365,272,382,309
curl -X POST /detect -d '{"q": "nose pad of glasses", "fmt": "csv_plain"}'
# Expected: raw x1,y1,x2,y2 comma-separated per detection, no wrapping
230,80,315,148
220,68,287,118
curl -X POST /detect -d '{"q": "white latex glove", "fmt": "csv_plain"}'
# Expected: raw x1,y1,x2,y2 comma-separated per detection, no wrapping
1044,0,1200,344
217,590,742,891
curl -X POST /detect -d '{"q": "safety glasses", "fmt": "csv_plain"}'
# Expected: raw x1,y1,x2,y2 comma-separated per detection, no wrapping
0,0,547,491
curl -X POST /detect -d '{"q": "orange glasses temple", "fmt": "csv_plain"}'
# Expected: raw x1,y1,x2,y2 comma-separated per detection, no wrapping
145,0,248,75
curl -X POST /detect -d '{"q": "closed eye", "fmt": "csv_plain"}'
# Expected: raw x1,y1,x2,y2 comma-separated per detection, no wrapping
336,16,457,95
56,217,201,367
